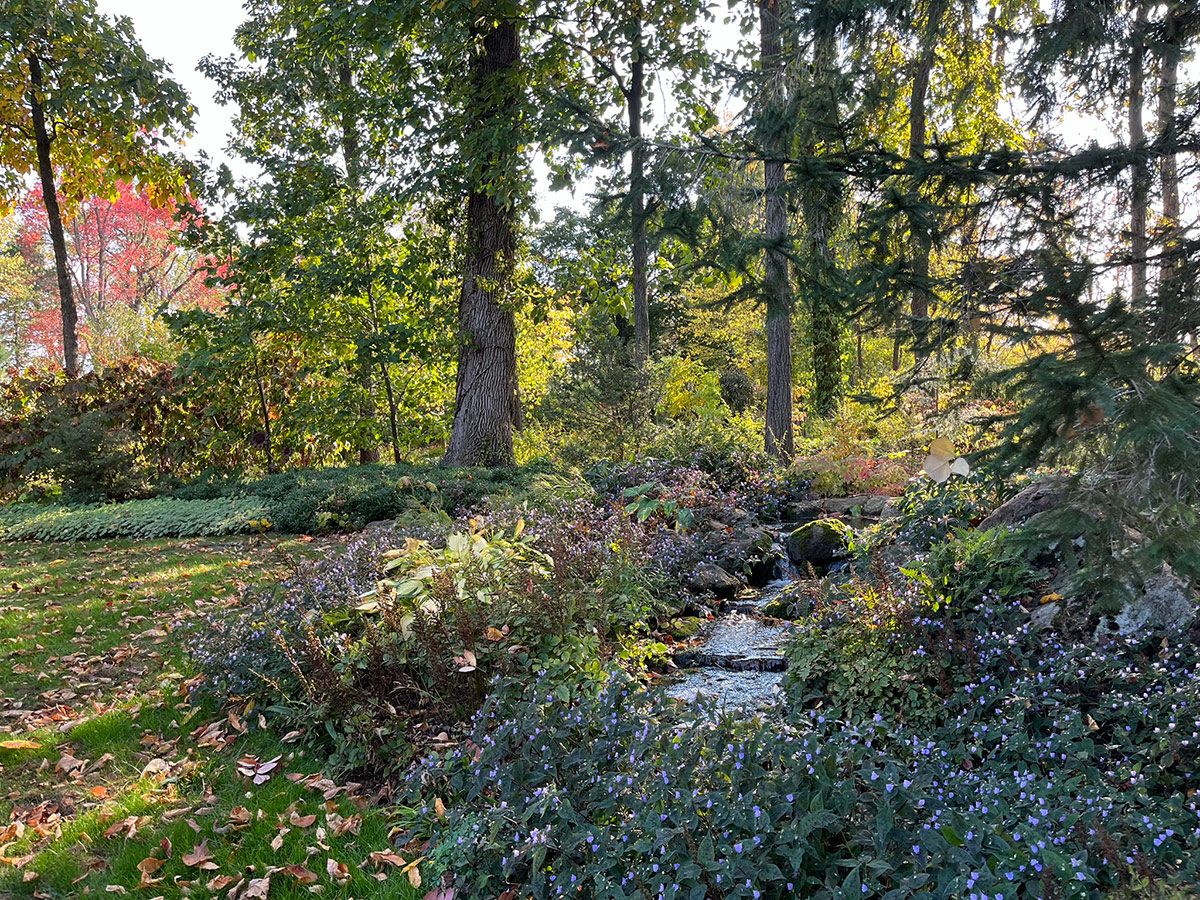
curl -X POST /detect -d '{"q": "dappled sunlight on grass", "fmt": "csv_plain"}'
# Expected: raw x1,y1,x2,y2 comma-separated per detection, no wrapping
0,537,422,899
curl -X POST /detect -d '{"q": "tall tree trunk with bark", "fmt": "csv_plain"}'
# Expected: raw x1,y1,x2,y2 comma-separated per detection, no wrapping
27,54,79,377
759,0,794,460
904,0,947,362
629,13,650,365
443,18,522,468
806,25,842,418
1129,1,1149,309
338,55,380,464
1157,4,1182,339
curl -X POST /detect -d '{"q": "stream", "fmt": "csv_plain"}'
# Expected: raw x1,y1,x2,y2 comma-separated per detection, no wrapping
665,576,798,708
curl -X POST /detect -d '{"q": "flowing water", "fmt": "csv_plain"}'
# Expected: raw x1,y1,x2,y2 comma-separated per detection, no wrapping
665,576,798,709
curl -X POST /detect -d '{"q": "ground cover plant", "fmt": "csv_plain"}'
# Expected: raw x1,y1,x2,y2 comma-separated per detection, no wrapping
0,537,426,899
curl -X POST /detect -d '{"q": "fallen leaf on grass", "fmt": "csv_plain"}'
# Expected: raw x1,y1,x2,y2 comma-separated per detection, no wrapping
282,864,318,885
236,755,281,785
289,812,317,828
366,850,408,868
182,839,218,870
206,875,240,891
270,827,289,851
103,816,138,840
104,885,127,894
423,889,456,900
0,739,40,750
326,858,350,884
242,876,270,899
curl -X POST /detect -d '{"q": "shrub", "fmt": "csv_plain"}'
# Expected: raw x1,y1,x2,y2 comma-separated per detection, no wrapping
888,471,1007,548
170,462,549,534
719,368,754,413
0,496,268,542
413,594,1200,900
794,451,912,497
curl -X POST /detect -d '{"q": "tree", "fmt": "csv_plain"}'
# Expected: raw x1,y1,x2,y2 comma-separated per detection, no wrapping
15,182,220,366
0,0,193,376
547,0,714,365
443,12,525,467
758,0,795,459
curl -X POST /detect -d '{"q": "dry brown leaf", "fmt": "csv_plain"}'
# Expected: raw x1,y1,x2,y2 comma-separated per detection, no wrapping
326,858,350,884
433,797,446,821
366,849,407,868
282,864,318,885
289,812,317,828
103,816,138,840
206,874,241,891
242,876,270,899
182,839,217,869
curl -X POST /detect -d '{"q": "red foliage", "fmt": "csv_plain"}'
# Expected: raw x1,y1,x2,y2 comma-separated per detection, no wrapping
16,182,223,366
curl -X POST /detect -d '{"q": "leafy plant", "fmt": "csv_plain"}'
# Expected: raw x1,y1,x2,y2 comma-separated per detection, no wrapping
0,496,268,542
622,481,697,529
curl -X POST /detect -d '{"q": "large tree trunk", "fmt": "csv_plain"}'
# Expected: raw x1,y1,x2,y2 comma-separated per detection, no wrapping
759,0,793,460
27,54,79,377
806,25,842,418
629,14,650,365
1129,1,1149,309
443,19,521,468
906,0,948,360
338,55,380,465
1157,5,1182,339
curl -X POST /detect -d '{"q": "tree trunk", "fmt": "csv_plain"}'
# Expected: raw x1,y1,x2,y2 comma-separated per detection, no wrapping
806,25,842,418
630,14,650,365
1129,1,1149,309
443,18,521,468
907,0,947,358
338,56,380,465
27,53,79,377
378,360,402,464
759,0,794,460
1157,5,1181,339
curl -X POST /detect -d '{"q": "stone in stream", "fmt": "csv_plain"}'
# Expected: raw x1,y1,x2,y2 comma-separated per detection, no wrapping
671,613,790,672
786,518,851,570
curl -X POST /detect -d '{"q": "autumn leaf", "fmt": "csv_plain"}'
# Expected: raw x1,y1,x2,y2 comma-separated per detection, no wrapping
103,816,138,840
243,875,270,899
326,857,350,884
0,739,40,750
182,839,217,869
282,864,318,885
366,849,407,868
289,812,317,828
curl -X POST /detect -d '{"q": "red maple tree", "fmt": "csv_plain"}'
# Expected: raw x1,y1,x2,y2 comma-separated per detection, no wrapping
15,181,222,367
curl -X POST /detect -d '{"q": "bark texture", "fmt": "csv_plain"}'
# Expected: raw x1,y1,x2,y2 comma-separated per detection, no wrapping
27,53,79,377
906,0,948,357
759,0,794,460
443,19,521,468
806,25,842,418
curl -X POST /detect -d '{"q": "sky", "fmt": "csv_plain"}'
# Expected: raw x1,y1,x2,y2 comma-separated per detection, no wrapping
95,0,245,174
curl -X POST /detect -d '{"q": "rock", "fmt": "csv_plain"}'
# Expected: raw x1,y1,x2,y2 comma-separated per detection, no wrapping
701,524,778,588
786,518,851,569
687,563,743,599
1028,600,1061,632
978,479,1067,531
822,495,871,516
1097,569,1196,639
861,495,889,517
879,498,903,520
364,519,396,531
783,500,824,525
664,616,705,641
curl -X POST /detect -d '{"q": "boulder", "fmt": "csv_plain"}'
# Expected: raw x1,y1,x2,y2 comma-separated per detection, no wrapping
701,524,779,587
978,479,1067,531
1096,569,1196,639
687,562,743,599
786,518,851,569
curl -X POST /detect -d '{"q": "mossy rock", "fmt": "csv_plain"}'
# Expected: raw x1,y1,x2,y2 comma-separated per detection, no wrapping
786,518,852,568
664,617,705,641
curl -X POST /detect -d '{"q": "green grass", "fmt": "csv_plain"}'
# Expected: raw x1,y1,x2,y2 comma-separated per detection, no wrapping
0,537,423,899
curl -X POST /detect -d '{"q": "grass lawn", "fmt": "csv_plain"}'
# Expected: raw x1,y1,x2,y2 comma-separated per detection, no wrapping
0,537,424,900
